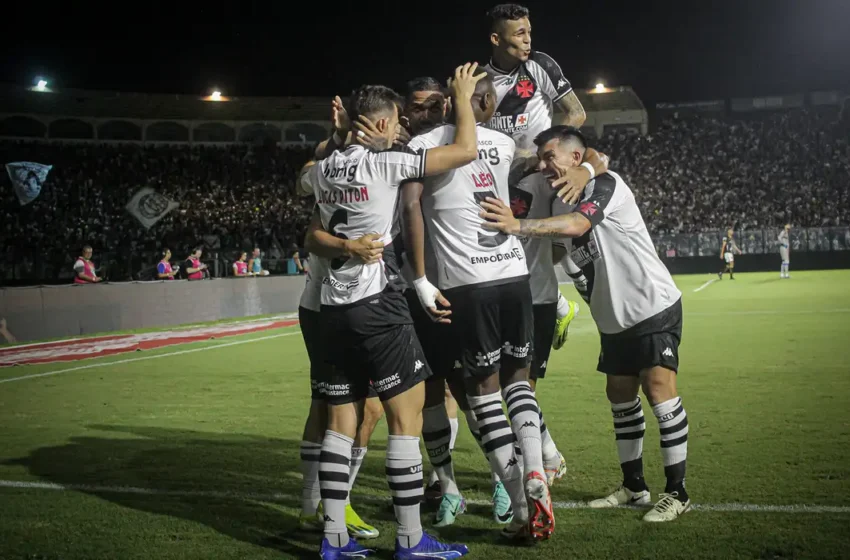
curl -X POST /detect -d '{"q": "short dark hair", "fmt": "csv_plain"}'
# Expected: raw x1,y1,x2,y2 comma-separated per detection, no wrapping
405,77,443,102
534,126,587,150
82,245,92,252
487,3,530,31
347,85,403,124
162,247,170,256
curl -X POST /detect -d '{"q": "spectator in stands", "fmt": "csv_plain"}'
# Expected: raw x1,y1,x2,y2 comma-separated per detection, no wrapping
185,247,208,280
287,243,304,275
73,245,101,284
233,251,251,277
248,247,268,276
156,248,178,280
0,317,16,344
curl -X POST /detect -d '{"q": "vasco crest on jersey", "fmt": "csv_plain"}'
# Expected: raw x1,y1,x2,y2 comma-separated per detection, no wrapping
515,75,535,99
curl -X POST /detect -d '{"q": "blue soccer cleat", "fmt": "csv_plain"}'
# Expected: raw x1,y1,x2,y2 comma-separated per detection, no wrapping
393,532,469,560
320,537,374,560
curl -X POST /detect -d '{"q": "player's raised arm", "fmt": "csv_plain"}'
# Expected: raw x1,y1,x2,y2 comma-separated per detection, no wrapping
420,63,484,176
297,160,318,197
303,207,384,263
555,91,586,128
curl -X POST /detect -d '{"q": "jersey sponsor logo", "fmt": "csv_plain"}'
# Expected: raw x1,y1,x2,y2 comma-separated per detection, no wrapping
317,186,370,205
470,247,525,265
502,341,530,359
322,160,358,183
374,373,402,392
477,147,501,165
570,235,601,268
322,276,360,290
312,381,352,397
475,348,501,367
516,78,535,99
488,112,530,134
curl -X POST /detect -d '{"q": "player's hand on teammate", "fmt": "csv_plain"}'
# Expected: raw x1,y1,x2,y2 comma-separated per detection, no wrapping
344,233,385,264
479,197,521,235
448,62,484,101
413,277,452,324
353,116,394,151
394,123,412,146
550,165,592,204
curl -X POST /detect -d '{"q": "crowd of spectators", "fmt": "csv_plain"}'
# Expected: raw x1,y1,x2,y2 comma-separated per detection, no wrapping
1,106,848,282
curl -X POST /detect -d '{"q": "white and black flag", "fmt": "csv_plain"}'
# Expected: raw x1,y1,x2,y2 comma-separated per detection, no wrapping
125,187,179,229
5,162,52,205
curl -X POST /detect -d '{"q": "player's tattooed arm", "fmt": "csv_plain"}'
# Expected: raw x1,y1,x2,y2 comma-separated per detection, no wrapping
304,208,384,263
480,197,591,238
555,91,587,128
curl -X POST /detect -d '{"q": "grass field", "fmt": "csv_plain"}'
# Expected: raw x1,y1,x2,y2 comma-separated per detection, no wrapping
1,271,849,560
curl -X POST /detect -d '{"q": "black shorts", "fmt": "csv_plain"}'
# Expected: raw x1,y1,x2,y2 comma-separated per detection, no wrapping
320,289,432,404
531,303,557,380
404,289,459,378
597,298,683,376
444,277,534,379
299,306,378,401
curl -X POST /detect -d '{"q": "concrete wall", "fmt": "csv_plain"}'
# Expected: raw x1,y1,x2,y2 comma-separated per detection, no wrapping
0,276,306,343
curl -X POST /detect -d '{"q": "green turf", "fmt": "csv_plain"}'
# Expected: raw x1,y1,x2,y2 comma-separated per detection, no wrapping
1,271,849,559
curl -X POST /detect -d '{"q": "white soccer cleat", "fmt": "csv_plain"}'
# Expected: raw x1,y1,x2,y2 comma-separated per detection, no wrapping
544,451,567,487
642,492,691,522
587,485,651,509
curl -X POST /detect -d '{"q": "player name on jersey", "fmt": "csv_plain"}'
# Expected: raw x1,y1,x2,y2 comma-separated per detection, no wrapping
316,186,370,205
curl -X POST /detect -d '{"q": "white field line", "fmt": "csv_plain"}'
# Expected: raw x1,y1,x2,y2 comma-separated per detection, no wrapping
693,278,718,292
0,479,847,514
0,332,298,385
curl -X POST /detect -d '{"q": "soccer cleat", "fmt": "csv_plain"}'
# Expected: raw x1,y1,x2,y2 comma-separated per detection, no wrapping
552,300,579,350
524,472,555,540
434,493,466,527
345,504,380,539
499,518,531,541
320,537,375,560
393,531,469,559
492,481,513,524
544,451,567,487
587,485,651,509
643,492,691,522
424,479,442,504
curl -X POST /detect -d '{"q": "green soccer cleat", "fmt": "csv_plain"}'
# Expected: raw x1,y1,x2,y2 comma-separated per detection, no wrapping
552,301,580,350
434,493,466,527
492,481,514,524
345,504,380,539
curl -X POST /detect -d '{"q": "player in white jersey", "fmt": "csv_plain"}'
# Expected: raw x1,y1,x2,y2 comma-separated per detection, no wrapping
484,3,586,358
299,65,485,560
405,69,555,542
778,224,791,278
482,126,693,523
296,232,385,539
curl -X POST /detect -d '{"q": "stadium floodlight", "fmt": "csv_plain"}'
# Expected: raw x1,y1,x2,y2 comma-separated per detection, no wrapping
35,79,48,91
595,82,605,92
211,90,222,101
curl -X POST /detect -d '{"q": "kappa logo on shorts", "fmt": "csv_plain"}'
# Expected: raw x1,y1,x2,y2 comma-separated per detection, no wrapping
539,360,547,369
662,347,675,358
414,360,424,373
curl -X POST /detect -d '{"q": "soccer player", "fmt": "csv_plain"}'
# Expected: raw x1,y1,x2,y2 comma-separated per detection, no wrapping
719,228,743,280
405,68,554,541
483,3,584,357
481,126,692,523
297,229,385,540
299,63,484,560
778,223,791,278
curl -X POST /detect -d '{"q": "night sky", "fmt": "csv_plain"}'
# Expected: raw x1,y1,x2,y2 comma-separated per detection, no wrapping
2,0,850,106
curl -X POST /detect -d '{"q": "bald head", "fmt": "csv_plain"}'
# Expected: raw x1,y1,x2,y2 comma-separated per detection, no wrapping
473,68,496,97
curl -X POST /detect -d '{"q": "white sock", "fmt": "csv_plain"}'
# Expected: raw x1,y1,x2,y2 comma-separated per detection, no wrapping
503,381,544,477
346,447,367,505
556,291,570,320
539,409,560,466
319,431,352,547
463,408,501,485
299,441,322,515
422,404,460,495
449,417,459,450
387,435,424,549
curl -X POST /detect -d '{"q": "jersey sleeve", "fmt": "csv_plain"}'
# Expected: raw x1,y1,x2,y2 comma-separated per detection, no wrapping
529,51,573,103
370,146,426,186
73,259,85,274
573,173,617,228
157,262,167,274
301,164,320,196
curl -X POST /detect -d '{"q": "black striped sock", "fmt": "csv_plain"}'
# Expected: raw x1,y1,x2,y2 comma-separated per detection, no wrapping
463,408,501,485
319,430,351,547
386,435,424,549
611,397,647,492
422,404,459,495
653,397,689,496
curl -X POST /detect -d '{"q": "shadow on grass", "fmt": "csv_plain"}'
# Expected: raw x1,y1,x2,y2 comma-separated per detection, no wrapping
2,424,388,559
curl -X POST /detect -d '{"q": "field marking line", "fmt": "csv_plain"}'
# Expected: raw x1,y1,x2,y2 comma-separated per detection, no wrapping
693,278,718,292
0,332,299,386
0,479,848,514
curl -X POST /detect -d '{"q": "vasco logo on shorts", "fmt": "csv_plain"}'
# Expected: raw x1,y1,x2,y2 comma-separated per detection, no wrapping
470,248,524,265
475,348,502,367
502,341,530,359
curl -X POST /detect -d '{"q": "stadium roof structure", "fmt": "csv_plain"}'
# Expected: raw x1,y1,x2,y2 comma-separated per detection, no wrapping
0,83,645,122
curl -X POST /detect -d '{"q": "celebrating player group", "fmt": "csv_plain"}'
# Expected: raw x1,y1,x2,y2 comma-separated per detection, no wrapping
294,5,691,559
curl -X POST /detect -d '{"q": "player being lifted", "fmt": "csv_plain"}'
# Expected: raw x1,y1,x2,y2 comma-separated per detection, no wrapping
778,223,791,278
482,126,693,523
299,63,485,560
719,227,743,279
484,3,584,363
405,68,555,541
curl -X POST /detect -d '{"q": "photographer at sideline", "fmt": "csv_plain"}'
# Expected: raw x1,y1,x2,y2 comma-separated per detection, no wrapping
73,246,101,284
185,247,209,280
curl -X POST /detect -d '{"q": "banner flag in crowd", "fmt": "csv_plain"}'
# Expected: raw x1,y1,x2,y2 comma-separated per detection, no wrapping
5,162,52,206
125,187,179,229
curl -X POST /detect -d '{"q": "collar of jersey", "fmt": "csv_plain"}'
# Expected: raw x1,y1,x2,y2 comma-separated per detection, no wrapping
488,57,521,75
